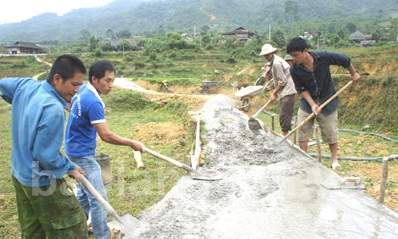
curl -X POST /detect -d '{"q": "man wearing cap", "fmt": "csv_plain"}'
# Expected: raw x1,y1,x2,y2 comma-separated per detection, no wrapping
284,54,293,66
259,44,297,136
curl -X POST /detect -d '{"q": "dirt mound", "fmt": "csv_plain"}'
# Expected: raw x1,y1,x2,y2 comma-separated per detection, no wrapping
132,122,186,145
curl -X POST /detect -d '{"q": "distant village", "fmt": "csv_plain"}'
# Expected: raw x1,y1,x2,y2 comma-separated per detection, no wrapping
0,27,393,56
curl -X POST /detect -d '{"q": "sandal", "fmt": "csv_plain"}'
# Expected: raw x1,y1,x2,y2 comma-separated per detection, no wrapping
331,162,341,170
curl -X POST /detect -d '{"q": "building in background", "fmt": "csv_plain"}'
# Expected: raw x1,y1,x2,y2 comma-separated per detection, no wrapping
222,27,256,41
6,41,45,54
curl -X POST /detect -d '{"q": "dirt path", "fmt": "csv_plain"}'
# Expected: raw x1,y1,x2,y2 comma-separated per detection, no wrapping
113,78,235,111
32,56,52,79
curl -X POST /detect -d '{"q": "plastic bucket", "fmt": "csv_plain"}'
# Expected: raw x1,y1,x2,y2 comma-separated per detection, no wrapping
95,153,112,184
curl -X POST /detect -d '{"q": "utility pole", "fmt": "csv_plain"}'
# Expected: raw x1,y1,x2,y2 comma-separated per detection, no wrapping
269,25,271,41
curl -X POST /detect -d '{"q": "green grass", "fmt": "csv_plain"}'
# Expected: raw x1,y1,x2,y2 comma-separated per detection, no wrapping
0,99,17,236
0,56,50,79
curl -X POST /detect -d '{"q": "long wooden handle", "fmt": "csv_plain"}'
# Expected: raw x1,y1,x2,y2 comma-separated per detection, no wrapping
144,147,195,173
79,175,124,224
133,151,145,169
280,80,353,143
251,99,273,119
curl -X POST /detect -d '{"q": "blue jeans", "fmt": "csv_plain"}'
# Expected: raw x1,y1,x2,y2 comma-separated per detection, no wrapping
71,155,109,239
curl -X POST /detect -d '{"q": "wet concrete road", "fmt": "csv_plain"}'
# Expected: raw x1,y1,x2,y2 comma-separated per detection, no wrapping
121,94,398,239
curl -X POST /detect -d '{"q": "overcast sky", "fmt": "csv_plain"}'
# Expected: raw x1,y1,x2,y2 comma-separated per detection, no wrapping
0,0,115,25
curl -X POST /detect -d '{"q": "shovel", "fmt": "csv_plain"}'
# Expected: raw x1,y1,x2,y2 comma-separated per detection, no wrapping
79,175,138,233
278,80,353,144
248,99,273,130
321,177,366,190
144,147,223,181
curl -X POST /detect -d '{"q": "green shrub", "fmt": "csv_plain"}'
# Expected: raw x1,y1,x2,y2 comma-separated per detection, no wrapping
134,62,145,68
103,88,159,111
94,49,102,57
226,57,237,64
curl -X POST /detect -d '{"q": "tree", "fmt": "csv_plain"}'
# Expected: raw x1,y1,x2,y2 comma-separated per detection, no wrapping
271,29,285,48
285,0,298,24
329,34,340,45
117,39,136,51
201,25,210,32
116,30,131,38
202,35,211,44
371,31,380,39
101,41,117,52
158,25,166,36
166,32,182,41
346,22,357,33
80,29,91,41
89,36,100,52
337,29,345,39
391,18,398,31
106,29,116,39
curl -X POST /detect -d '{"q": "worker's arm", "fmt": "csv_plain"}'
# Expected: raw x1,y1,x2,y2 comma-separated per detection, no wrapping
271,63,287,100
263,65,273,90
33,105,80,179
93,122,145,152
346,64,361,83
0,78,37,104
301,90,320,115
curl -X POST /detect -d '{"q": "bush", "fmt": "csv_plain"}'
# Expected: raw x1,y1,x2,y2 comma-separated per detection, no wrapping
94,49,102,57
205,45,214,50
149,53,157,61
134,62,145,68
103,88,159,111
226,57,237,64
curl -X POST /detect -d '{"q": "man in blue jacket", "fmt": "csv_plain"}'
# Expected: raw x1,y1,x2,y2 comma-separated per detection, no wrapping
65,60,145,238
0,54,88,238
287,37,360,170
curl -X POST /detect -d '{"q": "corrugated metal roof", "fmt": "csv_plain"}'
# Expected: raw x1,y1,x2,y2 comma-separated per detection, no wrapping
6,41,43,49
348,31,366,40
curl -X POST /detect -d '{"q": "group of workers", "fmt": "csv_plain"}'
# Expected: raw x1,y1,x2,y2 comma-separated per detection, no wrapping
259,37,360,171
0,36,360,239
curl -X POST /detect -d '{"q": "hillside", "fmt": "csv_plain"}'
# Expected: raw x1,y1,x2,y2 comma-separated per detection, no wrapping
0,0,397,43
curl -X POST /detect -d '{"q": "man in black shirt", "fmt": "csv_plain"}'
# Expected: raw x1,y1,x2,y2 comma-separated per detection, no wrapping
287,37,360,170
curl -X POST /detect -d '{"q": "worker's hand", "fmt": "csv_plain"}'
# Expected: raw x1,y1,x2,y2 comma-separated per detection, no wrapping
311,104,320,115
131,140,145,153
351,72,361,84
271,92,277,101
68,166,85,182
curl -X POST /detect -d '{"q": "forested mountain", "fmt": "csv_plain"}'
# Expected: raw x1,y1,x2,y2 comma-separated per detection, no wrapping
0,0,397,44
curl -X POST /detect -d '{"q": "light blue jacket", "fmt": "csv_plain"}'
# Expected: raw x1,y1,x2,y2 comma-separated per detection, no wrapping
0,78,76,186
